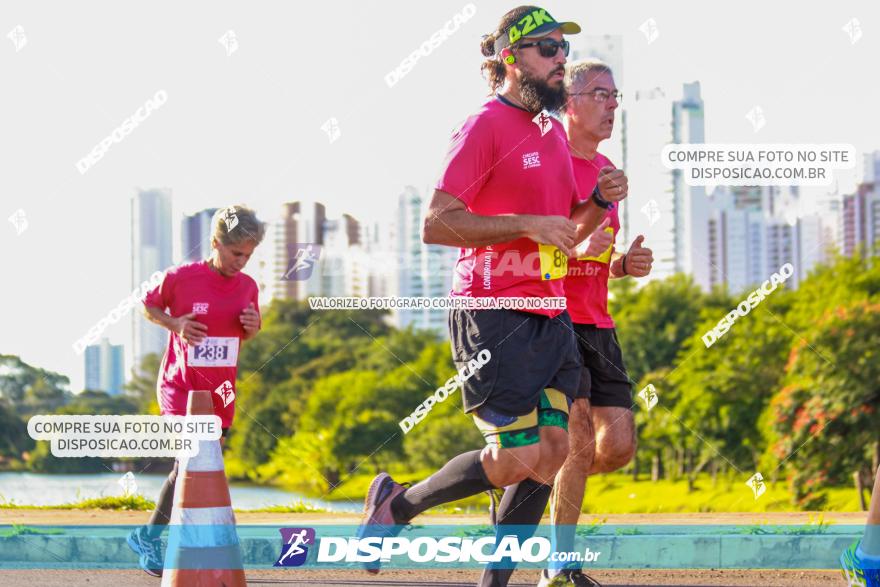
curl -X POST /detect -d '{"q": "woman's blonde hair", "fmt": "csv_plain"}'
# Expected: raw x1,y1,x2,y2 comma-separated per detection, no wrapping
211,204,266,246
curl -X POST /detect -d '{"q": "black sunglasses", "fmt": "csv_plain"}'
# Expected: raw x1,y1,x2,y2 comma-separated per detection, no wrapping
516,38,570,58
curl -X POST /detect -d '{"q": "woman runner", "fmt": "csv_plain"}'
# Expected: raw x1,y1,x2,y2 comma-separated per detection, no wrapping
127,205,265,577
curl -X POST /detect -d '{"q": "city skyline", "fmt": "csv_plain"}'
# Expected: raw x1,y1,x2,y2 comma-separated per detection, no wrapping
4,0,879,394
56,163,880,395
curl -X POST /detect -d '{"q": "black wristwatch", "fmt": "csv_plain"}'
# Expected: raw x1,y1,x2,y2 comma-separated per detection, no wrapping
591,185,614,210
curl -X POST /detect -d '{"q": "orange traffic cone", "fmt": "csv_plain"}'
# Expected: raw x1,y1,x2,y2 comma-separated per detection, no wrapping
161,390,246,587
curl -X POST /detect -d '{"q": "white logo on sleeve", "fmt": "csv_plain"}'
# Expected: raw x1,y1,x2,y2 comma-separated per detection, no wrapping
215,380,235,408
532,110,553,136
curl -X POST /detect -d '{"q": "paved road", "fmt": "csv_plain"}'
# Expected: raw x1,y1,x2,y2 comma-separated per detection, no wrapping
0,569,845,586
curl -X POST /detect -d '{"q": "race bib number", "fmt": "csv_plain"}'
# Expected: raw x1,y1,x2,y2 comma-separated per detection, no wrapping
539,244,568,281
577,226,615,264
187,337,239,367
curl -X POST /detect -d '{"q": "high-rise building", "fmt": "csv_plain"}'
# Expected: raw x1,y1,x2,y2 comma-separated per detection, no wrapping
671,82,711,290
421,241,457,332
793,188,842,279
395,186,425,329
362,220,395,298
321,215,368,298
393,186,456,334
625,86,675,282
273,201,326,301
864,151,880,183
842,182,880,257
132,188,172,370
85,338,124,395
707,185,821,293
182,208,219,263
571,35,624,85
765,219,799,284
708,188,767,294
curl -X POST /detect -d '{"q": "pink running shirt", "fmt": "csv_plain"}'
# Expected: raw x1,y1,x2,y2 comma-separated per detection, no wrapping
565,153,619,328
143,260,260,427
436,97,581,318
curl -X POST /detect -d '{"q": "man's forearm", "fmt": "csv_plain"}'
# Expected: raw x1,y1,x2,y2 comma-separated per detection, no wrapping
144,306,177,332
571,199,606,244
424,209,533,248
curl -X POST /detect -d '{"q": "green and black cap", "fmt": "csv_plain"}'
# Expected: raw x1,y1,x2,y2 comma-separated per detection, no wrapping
492,6,581,55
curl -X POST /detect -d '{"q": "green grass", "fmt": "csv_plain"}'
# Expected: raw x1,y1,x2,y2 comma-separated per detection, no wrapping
0,472,866,514
0,494,156,511
326,470,867,514
246,500,330,513
736,514,833,534
0,524,64,537
581,474,864,514
0,495,330,513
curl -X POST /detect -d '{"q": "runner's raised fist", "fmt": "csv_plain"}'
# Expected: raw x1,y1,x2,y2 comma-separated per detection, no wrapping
597,166,628,202
624,235,653,277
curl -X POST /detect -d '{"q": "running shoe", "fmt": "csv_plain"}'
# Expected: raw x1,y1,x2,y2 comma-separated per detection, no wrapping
126,526,164,577
356,472,409,574
841,540,880,587
538,568,603,586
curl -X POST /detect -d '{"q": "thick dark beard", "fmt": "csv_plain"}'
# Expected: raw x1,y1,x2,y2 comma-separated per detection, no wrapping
519,68,567,113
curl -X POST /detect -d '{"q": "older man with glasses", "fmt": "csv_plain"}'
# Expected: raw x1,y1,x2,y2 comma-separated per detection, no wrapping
541,60,653,587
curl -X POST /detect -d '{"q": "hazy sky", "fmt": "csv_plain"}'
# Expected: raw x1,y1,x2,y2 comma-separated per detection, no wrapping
2,0,878,392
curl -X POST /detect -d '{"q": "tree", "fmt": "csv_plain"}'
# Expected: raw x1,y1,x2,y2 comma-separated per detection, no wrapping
28,390,139,474
237,300,391,386
610,274,712,384
226,374,306,472
404,393,484,470
0,401,34,459
767,301,880,508
58,390,140,415
125,352,162,414
660,287,793,490
0,355,71,414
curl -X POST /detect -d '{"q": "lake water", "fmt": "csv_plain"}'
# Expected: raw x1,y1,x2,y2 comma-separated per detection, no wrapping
0,472,360,512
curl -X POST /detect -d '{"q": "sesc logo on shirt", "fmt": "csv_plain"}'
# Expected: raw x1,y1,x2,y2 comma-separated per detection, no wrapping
522,151,541,169
192,302,209,315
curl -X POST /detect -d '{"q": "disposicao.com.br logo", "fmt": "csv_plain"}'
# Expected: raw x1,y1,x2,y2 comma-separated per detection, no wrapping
275,527,316,567
316,535,588,565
